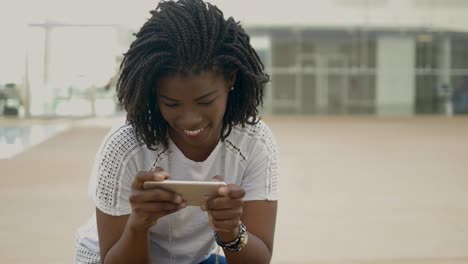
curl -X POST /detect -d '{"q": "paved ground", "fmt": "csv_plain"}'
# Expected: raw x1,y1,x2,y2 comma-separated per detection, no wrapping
0,116,467,264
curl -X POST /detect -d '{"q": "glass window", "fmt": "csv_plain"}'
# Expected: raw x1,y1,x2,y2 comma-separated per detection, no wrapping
452,36,468,69
415,34,438,69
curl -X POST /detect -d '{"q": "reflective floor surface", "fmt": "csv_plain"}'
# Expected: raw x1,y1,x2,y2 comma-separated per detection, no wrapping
0,124,70,159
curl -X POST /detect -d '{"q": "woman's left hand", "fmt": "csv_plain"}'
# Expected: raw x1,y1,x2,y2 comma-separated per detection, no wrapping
201,182,246,240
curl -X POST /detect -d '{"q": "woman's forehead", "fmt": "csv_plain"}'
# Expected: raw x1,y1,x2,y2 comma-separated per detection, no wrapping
157,70,225,94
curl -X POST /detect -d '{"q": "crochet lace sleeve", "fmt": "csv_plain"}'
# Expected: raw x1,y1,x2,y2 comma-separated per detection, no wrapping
242,122,279,201
89,125,142,216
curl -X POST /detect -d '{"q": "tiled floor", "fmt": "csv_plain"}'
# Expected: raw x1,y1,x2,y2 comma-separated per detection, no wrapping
0,116,467,264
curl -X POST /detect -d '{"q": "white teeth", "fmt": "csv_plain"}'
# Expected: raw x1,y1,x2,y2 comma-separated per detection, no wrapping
184,127,204,136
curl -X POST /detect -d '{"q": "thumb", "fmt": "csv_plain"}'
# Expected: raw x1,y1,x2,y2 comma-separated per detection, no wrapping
150,166,169,181
211,176,229,196
211,176,230,196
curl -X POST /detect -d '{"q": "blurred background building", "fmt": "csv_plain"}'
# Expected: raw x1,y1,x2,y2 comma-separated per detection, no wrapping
1,0,468,118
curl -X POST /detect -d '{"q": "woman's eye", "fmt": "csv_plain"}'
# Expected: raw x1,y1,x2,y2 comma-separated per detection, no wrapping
199,100,215,105
164,103,179,108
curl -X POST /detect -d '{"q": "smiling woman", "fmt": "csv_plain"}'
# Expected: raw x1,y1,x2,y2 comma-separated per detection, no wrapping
74,1,278,264
157,71,234,162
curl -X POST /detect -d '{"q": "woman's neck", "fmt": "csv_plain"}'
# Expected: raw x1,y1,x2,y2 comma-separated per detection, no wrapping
170,135,220,162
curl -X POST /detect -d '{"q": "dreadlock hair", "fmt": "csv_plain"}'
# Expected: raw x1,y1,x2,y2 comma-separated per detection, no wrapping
116,0,270,150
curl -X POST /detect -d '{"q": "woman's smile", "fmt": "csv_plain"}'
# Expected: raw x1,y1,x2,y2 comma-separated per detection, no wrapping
182,126,207,137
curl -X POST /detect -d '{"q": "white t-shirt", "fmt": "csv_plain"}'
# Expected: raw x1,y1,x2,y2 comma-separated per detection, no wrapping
74,120,279,264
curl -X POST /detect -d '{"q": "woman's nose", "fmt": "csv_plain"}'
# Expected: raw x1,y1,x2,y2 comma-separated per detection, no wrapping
178,108,203,129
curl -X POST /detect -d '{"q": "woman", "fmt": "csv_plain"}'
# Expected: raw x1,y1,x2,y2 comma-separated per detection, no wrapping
74,0,278,263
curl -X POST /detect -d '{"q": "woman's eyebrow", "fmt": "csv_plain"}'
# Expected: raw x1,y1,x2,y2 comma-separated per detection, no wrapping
159,90,218,102
159,95,179,102
195,90,217,101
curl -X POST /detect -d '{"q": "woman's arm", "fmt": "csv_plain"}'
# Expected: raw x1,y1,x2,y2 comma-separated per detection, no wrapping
96,169,186,264
204,185,278,264
222,200,277,264
96,210,151,264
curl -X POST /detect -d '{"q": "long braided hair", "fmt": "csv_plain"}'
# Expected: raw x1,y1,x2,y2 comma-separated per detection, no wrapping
117,0,269,150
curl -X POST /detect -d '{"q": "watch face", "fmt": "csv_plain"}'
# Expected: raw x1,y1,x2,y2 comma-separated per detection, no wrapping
240,232,249,248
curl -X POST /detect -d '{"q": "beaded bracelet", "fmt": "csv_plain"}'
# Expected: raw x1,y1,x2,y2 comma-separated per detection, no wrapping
214,223,248,252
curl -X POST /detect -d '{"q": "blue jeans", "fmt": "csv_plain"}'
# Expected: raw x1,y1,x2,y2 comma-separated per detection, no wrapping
199,254,227,264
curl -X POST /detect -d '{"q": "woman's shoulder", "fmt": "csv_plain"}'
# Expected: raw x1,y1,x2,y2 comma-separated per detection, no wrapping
228,120,277,156
97,121,148,162
231,119,275,143
103,122,140,147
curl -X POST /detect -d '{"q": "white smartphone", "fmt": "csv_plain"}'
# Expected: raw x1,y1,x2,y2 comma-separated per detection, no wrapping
142,180,226,206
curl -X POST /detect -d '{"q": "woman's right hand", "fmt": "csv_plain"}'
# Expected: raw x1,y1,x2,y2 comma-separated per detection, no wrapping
127,167,186,232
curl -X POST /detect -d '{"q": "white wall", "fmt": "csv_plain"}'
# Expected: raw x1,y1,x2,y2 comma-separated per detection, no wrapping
210,0,468,32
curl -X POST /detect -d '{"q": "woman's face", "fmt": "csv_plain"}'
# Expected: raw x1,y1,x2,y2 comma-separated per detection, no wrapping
157,70,233,153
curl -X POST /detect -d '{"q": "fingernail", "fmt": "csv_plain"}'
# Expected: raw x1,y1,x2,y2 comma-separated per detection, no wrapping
181,202,187,208
153,172,163,181
219,186,228,195
175,196,183,204
200,203,206,211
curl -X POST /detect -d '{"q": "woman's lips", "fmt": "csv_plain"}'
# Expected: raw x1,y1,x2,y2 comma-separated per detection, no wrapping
183,126,206,136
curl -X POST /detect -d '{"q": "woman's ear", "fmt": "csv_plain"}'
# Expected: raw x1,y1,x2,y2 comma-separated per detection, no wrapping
228,71,238,87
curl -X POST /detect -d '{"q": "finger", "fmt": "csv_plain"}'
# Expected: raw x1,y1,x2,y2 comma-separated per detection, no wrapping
218,184,245,199
210,208,243,221
153,170,170,181
132,206,181,225
200,176,224,211
206,211,236,233
136,201,187,213
129,189,183,204
132,170,170,191
207,211,218,230
211,218,240,232
206,196,243,210
151,167,170,180
131,171,157,190
200,198,208,211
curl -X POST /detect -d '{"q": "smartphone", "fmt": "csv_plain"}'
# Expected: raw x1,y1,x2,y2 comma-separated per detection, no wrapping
142,180,226,206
